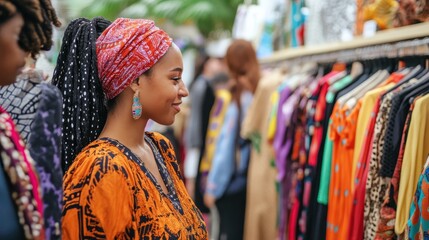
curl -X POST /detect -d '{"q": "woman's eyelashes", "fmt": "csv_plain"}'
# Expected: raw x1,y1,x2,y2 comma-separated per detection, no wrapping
171,76,182,83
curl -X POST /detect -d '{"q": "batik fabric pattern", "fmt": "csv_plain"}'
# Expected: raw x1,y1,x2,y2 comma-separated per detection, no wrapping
62,132,207,239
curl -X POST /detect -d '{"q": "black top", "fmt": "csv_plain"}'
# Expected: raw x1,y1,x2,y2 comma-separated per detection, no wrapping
194,80,216,214
380,70,429,177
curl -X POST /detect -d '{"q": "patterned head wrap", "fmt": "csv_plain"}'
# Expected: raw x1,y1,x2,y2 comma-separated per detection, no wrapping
96,18,172,100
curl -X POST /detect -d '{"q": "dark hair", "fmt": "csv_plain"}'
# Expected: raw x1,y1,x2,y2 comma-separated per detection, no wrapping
0,0,61,57
211,72,229,86
52,17,111,172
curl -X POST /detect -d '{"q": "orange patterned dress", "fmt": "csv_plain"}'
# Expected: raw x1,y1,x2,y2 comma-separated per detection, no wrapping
62,132,208,239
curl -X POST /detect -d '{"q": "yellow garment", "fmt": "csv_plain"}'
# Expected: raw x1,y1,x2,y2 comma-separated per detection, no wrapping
267,88,280,142
241,70,283,240
395,94,429,235
352,83,394,190
363,0,399,29
199,89,231,173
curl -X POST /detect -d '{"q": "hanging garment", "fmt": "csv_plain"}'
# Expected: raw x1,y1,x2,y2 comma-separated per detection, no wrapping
310,66,369,240
407,155,429,240
396,94,429,235
242,70,283,240
364,83,405,239
347,73,405,240
376,96,417,239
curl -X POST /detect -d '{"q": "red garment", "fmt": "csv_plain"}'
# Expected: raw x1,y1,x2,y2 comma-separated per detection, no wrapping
303,70,342,240
96,18,172,99
348,98,381,240
308,71,341,166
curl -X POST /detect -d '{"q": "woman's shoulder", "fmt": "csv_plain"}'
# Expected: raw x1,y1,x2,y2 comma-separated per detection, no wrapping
78,138,124,160
145,131,182,177
145,131,173,152
65,139,133,180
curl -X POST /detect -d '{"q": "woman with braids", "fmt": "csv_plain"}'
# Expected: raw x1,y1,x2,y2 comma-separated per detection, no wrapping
53,17,208,239
0,0,61,239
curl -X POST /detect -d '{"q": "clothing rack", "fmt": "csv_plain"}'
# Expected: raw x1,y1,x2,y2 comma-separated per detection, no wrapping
261,22,429,66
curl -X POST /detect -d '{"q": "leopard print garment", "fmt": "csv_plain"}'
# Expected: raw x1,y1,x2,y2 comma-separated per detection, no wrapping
364,91,394,240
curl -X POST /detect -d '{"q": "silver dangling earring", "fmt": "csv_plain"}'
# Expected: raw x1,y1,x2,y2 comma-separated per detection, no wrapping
132,90,142,119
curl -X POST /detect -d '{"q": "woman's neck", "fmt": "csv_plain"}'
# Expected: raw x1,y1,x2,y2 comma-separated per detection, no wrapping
99,109,148,148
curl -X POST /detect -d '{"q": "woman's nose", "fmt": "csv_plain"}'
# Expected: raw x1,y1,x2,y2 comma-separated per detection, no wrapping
179,81,189,97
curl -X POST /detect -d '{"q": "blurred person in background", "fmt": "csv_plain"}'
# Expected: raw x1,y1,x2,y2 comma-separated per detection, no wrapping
54,17,207,239
203,39,260,240
184,54,226,199
195,71,231,239
0,0,61,239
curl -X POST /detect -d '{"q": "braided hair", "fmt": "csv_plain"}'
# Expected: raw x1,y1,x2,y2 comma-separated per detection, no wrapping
0,0,61,57
52,18,111,172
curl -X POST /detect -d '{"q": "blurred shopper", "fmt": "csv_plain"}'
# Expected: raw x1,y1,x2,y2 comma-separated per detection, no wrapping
184,55,225,200
204,39,260,240
196,71,231,239
0,68,63,240
0,0,61,239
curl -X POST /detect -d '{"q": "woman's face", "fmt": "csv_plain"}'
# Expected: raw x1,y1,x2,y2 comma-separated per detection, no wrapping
138,43,189,125
0,14,26,86
230,63,258,93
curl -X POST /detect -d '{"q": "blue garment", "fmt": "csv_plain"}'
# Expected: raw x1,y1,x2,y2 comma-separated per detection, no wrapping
206,92,252,199
408,161,429,240
0,159,25,240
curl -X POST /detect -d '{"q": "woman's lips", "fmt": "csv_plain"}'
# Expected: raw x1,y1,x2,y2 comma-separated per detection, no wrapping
172,102,182,112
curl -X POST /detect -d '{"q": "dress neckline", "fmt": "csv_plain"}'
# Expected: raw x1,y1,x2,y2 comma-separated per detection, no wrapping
99,134,184,214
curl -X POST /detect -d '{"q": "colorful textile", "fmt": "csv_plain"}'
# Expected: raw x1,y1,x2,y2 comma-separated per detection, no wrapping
326,101,360,240
242,71,283,240
0,70,63,239
206,92,253,198
364,90,396,239
375,97,416,239
198,89,231,195
96,18,172,99
396,94,429,235
408,157,429,240
0,107,44,239
363,0,399,30
348,95,382,240
62,132,207,239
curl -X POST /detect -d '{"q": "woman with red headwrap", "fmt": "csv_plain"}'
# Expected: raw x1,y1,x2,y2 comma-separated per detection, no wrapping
53,18,207,239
